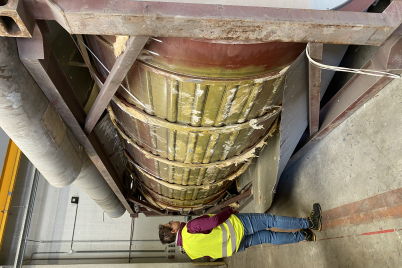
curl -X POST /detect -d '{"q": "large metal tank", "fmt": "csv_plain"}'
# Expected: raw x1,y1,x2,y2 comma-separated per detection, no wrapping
87,36,305,212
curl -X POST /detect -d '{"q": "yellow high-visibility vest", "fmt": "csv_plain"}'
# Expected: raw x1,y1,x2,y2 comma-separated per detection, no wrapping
181,214,244,259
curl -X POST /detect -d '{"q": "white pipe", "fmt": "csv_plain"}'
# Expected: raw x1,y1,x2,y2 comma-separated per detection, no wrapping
0,37,125,218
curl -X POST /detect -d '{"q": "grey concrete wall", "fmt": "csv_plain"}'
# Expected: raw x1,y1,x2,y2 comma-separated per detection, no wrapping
0,127,9,173
0,154,36,265
23,178,191,265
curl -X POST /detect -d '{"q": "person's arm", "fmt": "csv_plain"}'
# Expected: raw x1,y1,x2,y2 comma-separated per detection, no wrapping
187,207,234,233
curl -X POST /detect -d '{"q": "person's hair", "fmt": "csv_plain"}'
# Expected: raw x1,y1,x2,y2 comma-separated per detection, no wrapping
159,224,176,244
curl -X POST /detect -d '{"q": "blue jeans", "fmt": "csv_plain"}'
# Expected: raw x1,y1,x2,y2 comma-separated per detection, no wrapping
236,213,309,252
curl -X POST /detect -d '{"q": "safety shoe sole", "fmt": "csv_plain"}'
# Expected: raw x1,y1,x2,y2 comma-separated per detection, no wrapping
315,203,322,231
309,203,322,231
301,228,316,242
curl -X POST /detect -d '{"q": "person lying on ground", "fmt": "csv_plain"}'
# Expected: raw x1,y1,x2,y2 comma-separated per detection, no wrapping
158,203,322,259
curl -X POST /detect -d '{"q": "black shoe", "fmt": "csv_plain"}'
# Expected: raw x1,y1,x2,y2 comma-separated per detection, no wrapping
300,228,316,242
308,203,322,231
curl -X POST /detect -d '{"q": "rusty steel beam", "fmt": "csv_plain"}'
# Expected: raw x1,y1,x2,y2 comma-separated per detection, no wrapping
84,35,149,134
0,0,35,37
16,23,135,215
138,208,202,217
287,35,402,169
205,186,252,214
308,43,323,136
141,211,177,217
126,195,165,215
17,24,86,126
238,194,254,212
16,0,402,45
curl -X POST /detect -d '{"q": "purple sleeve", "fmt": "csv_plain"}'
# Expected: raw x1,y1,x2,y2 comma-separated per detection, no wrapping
187,208,233,234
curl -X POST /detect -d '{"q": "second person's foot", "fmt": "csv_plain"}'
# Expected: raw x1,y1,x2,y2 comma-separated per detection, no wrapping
308,203,322,231
300,228,316,241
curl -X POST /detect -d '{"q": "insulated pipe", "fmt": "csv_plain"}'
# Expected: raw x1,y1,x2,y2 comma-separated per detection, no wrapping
0,37,125,217
73,156,125,218
0,37,83,188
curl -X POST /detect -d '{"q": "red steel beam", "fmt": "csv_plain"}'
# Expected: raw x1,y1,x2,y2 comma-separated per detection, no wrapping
16,23,135,215
308,43,323,136
287,35,402,169
205,186,252,214
84,35,149,134
238,195,254,212
0,0,35,38
18,0,402,45
141,211,177,217
126,195,165,215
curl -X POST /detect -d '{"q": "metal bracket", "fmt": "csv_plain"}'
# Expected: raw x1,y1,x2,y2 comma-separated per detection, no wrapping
0,0,34,37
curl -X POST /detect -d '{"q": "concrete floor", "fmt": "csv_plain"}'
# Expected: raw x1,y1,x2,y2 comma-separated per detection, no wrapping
226,70,402,267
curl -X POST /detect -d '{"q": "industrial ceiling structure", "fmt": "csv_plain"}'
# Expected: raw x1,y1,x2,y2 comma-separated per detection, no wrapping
0,0,401,227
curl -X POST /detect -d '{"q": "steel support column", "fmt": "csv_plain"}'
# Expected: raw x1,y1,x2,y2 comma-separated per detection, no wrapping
287,35,402,169
308,43,323,136
84,35,149,134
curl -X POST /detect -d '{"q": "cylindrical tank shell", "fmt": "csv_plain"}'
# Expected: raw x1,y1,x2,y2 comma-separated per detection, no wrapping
87,35,295,124
88,35,304,211
139,184,227,211
90,36,306,78
110,96,280,164
140,38,306,78
117,61,285,125
131,163,234,201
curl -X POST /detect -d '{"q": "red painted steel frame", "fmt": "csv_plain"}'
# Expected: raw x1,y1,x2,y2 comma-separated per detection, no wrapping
84,36,149,134
126,195,165,215
16,23,136,215
13,0,402,45
0,0,35,37
205,187,252,214
287,35,402,169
